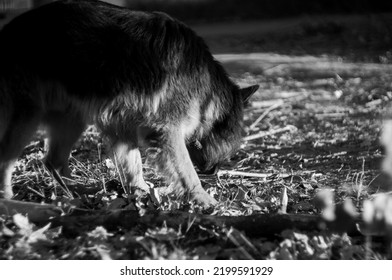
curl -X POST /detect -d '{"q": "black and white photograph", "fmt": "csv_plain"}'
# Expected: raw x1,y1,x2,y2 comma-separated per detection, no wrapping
0,0,392,265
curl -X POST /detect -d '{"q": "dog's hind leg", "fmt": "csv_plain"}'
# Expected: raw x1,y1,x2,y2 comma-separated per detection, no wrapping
0,106,42,199
43,112,86,179
0,104,62,219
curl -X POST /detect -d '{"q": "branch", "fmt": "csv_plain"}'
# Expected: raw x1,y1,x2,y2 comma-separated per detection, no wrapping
50,210,361,238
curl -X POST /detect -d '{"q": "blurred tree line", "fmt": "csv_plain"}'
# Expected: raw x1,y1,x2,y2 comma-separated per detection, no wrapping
125,0,392,23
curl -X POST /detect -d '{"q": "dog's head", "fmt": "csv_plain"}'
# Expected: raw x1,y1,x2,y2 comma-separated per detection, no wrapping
188,84,259,174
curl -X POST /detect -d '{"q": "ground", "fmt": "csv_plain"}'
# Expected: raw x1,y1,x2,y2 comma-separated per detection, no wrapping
1,15,392,260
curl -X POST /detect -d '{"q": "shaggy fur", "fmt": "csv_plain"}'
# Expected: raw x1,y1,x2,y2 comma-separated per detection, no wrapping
0,0,258,206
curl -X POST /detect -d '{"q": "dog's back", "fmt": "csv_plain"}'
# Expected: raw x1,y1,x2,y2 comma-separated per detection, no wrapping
1,0,213,98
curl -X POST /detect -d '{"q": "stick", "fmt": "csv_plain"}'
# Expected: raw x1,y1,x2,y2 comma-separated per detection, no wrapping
249,100,284,130
315,113,346,118
218,170,290,179
251,92,307,109
244,125,297,142
44,161,74,199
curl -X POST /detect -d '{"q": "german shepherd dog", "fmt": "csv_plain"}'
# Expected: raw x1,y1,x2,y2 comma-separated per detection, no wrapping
0,0,258,206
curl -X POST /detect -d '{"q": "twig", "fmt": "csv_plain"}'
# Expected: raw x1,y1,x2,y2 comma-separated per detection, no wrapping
226,228,255,260
44,161,74,199
26,186,45,198
365,99,382,107
249,100,284,130
280,185,288,214
251,92,307,109
113,153,127,195
315,113,346,119
249,99,281,109
244,125,297,141
218,170,290,179
262,63,288,73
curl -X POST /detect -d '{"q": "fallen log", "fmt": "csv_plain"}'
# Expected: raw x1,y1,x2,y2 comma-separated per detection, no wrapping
50,210,361,238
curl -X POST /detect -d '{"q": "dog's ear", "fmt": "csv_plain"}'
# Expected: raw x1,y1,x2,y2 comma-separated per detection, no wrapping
240,85,259,102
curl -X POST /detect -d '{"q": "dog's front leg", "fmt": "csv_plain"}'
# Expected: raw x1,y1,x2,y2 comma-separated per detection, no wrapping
111,142,150,193
145,128,217,207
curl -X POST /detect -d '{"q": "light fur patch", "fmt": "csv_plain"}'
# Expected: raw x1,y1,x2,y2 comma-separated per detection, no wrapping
204,99,220,124
181,100,201,139
148,82,168,114
99,81,169,123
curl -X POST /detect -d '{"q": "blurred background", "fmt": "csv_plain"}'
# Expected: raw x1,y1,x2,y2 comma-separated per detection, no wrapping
1,0,392,61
